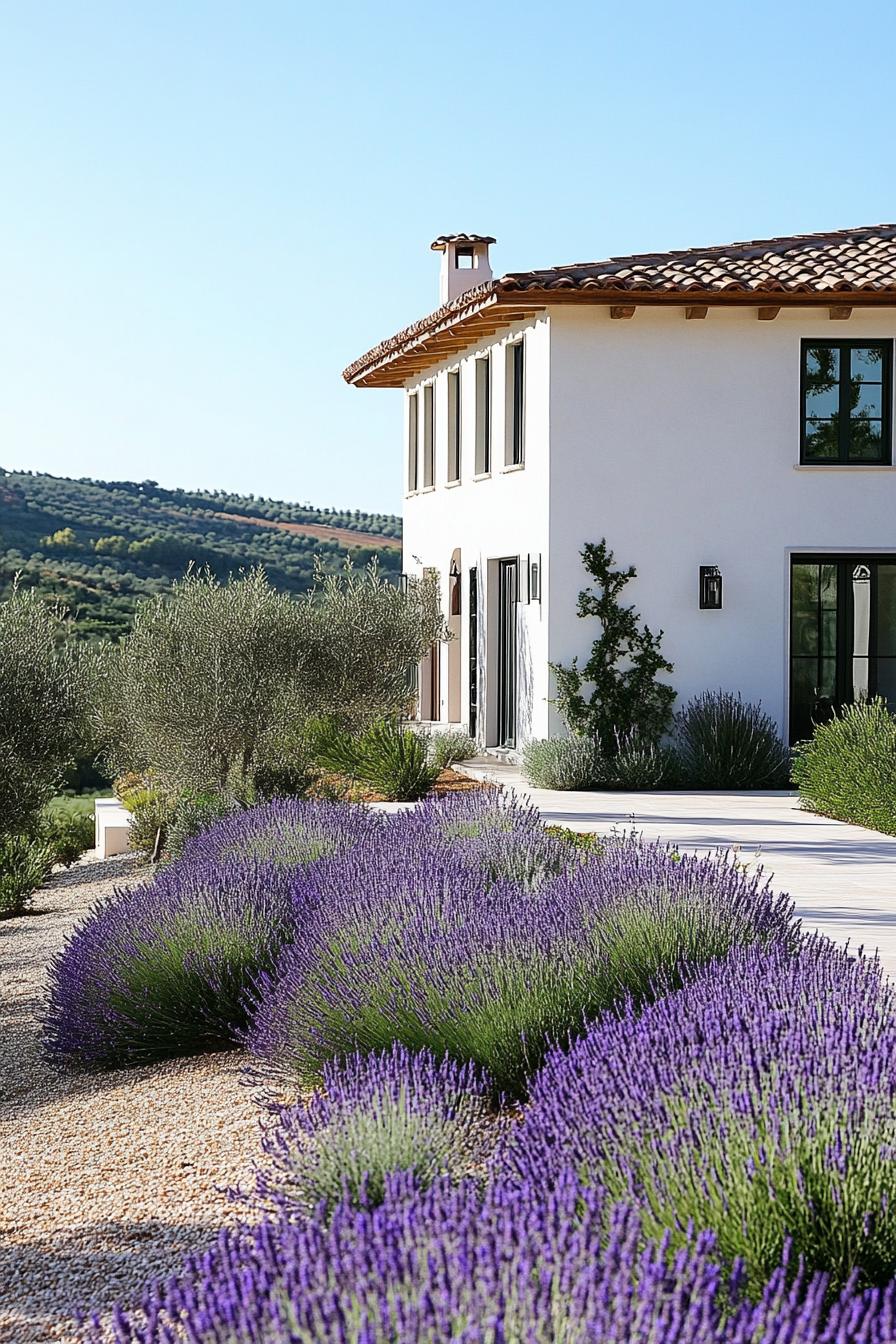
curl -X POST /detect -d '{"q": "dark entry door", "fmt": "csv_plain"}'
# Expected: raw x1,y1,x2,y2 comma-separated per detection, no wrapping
468,567,478,739
497,558,519,748
790,556,896,743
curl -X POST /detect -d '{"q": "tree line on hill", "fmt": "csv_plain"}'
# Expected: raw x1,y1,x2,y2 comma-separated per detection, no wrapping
0,469,402,640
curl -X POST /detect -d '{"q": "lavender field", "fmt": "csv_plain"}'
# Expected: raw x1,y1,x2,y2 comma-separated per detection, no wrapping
43,793,896,1342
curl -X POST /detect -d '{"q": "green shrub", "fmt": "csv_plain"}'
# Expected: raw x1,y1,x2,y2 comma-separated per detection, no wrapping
604,731,674,789
673,691,791,789
0,833,55,917
522,737,603,790
550,540,676,748
792,699,896,834
317,718,440,801
427,730,477,771
544,825,603,854
40,809,95,867
165,792,244,860
252,757,314,800
117,778,171,858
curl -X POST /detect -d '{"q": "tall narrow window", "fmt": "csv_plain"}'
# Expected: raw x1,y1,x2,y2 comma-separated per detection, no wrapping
447,371,461,483
407,392,419,493
423,383,435,488
801,340,892,464
475,355,491,475
506,339,525,466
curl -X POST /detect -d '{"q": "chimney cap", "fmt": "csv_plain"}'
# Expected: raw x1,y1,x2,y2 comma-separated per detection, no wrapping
430,233,496,252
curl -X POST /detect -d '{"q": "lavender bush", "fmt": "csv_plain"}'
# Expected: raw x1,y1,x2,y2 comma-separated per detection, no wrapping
245,1044,494,1215
177,796,383,869
247,835,795,1096
86,1172,896,1343
497,938,896,1292
392,789,577,889
45,858,299,1066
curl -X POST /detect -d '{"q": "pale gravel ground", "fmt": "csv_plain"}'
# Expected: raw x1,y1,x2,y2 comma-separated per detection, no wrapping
0,853,262,1344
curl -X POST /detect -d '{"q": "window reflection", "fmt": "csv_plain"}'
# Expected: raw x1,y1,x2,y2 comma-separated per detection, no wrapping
802,341,891,464
791,560,896,740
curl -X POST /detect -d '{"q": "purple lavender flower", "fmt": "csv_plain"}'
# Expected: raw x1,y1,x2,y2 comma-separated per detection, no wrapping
87,1173,896,1342
177,796,384,870
243,1044,495,1216
496,936,896,1292
44,857,300,1066
247,832,797,1097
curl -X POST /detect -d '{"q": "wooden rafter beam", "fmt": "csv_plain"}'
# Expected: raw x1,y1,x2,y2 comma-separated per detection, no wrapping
685,306,708,320
609,305,635,319
829,305,853,320
757,306,781,321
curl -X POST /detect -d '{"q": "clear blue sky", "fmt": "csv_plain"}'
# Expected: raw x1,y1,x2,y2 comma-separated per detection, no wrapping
2,1,896,516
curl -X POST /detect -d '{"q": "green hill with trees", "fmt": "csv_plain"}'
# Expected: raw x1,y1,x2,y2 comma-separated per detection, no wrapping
0,468,402,640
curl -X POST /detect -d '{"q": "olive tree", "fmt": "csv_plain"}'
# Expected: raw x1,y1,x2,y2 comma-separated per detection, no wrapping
0,587,88,835
97,566,443,795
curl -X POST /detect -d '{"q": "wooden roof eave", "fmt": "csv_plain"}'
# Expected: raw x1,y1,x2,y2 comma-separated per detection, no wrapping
348,285,896,388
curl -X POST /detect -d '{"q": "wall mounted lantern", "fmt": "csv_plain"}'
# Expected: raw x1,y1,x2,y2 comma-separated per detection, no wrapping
449,558,462,616
699,565,723,610
527,553,542,603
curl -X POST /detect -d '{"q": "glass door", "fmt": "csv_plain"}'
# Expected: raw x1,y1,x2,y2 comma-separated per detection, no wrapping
790,556,896,743
497,558,518,749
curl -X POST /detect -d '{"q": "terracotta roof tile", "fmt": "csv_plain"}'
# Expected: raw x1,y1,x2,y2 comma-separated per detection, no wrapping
345,224,896,386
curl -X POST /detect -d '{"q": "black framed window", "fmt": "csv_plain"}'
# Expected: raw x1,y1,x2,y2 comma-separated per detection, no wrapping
407,392,419,493
801,340,892,464
506,339,525,466
447,371,461,483
475,355,491,475
422,383,435,487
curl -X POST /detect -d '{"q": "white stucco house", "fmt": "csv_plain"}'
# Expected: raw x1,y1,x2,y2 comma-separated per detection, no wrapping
344,225,896,751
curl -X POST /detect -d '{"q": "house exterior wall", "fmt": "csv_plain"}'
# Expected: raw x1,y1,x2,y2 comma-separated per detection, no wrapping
547,304,896,737
401,313,552,743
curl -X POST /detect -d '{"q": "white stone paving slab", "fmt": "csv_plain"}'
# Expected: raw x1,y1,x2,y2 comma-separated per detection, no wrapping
459,758,896,977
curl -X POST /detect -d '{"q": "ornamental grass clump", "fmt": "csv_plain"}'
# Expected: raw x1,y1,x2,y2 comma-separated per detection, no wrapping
247,836,795,1097
674,690,791,788
497,938,896,1295
246,1045,494,1215
45,858,299,1066
177,796,383,870
87,1173,896,1343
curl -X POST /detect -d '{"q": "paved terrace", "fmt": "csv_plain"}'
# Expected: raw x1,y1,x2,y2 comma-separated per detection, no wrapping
459,759,896,978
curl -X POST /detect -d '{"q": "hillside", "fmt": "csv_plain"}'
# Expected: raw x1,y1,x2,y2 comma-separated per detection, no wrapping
0,469,403,640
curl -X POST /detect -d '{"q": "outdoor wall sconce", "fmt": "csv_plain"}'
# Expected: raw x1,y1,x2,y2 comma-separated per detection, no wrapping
449,558,462,616
528,554,542,603
699,565,723,610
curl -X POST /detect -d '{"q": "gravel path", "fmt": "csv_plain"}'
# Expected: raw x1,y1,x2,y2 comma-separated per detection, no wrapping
1,854,261,1343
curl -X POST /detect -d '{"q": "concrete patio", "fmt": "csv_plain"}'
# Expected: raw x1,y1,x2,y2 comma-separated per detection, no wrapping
460,758,896,977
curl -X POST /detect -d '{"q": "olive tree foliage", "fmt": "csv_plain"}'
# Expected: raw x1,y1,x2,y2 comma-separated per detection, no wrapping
96,566,444,794
297,564,445,727
0,587,88,835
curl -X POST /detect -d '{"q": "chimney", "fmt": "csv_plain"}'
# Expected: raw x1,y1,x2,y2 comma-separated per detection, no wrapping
431,234,495,304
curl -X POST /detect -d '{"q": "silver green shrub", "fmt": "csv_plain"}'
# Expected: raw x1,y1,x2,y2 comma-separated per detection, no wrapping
604,731,673,789
792,698,896,834
521,737,603,790
427,730,477,771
